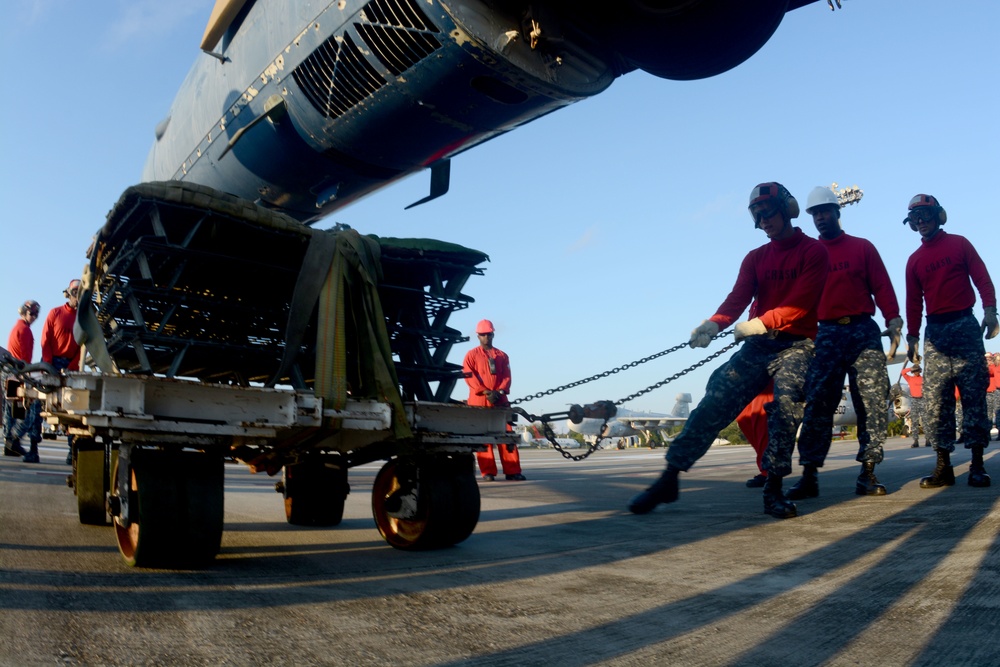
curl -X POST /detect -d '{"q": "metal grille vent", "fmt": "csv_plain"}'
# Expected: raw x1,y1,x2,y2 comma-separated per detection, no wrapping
293,33,385,119
356,0,442,75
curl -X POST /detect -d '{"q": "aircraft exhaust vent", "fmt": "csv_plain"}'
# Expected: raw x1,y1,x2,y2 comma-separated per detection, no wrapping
355,0,443,76
293,33,385,119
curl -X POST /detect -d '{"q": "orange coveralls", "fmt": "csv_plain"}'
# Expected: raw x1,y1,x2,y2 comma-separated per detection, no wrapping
463,345,520,477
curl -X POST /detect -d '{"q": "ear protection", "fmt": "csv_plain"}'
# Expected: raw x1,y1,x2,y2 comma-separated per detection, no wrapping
779,184,800,220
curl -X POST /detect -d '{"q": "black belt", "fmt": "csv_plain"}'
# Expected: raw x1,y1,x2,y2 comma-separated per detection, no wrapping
926,307,973,324
819,314,872,325
772,331,808,342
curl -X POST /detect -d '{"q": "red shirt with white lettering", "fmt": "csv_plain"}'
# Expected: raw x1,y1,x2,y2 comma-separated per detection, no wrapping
709,227,829,339
905,230,996,337
817,233,900,325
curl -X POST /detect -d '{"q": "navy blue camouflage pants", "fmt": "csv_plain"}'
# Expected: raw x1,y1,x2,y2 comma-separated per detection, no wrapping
908,396,925,443
667,335,814,478
923,314,990,451
798,317,889,466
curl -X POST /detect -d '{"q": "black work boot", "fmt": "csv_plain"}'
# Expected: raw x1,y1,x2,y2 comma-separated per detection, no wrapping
786,464,819,500
22,440,40,464
762,475,797,519
628,465,680,514
968,446,991,488
856,461,887,496
4,439,26,457
919,449,955,488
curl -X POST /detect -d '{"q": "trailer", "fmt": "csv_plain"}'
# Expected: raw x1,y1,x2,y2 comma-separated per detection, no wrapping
3,181,524,568
11,368,514,567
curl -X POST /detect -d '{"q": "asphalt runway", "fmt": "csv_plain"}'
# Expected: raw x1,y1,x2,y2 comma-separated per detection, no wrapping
1,437,997,666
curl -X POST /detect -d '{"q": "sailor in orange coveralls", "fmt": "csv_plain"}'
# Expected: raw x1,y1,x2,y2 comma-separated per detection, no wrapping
463,319,525,481
41,279,82,463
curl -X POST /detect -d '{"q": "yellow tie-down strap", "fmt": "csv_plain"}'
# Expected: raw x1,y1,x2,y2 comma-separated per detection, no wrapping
314,230,412,440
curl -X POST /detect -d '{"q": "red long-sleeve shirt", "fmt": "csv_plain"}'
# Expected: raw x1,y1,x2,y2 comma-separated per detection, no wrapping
463,345,511,407
41,303,81,370
901,367,923,398
818,233,900,325
989,363,999,393
905,231,996,337
709,228,829,339
7,319,34,363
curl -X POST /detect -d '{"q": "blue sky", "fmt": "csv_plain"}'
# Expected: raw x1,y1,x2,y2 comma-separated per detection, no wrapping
2,1,997,419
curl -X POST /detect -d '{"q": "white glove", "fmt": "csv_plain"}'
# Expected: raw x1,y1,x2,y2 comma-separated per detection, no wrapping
982,306,999,340
882,316,903,360
734,318,768,342
689,320,720,348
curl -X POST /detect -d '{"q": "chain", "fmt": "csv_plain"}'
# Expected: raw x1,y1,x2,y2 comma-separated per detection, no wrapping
518,331,737,461
612,338,738,407
512,338,703,405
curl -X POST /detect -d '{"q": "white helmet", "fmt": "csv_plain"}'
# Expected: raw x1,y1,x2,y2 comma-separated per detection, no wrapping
805,186,840,214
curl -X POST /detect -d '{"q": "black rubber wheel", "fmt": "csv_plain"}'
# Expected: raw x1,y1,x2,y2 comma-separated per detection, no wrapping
112,449,224,568
75,438,108,525
282,461,349,526
441,455,480,546
372,456,480,550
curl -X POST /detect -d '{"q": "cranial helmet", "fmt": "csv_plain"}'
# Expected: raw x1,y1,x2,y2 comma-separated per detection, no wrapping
805,186,841,214
476,319,495,334
748,182,799,227
905,193,947,230
18,300,40,316
64,279,81,298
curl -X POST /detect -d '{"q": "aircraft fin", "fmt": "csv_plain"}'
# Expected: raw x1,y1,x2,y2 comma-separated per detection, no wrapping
405,159,451,210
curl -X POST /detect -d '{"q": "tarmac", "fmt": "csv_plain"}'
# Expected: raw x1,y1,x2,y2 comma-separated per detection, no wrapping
0,436,997,666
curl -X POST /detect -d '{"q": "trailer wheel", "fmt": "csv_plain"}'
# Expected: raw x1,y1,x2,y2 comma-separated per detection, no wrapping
112,449,224,568
75,438,115,525
372,457,479,550
282,461,349,526
441,455,480,546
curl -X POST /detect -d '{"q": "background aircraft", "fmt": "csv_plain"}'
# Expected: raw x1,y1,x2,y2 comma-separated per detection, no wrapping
568,393,692,446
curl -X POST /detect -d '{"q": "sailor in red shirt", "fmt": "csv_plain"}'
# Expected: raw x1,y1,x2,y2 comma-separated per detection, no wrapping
630,183,828,519
4,300,42,460
463,319,524,481
989,353,1000,440
788,187,902,499
903,194,997,488
41,279,82,372
42,279,83,464
901,364,926,447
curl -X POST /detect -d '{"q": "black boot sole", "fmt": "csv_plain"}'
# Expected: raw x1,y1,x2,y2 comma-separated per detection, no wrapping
968,473,991,488
919,470,956,488
786,485,819,500
628,477,679,514
763,503,797,519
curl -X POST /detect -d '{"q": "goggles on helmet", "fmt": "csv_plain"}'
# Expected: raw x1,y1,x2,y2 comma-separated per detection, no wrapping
907,207,938,224
750,202,781,224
